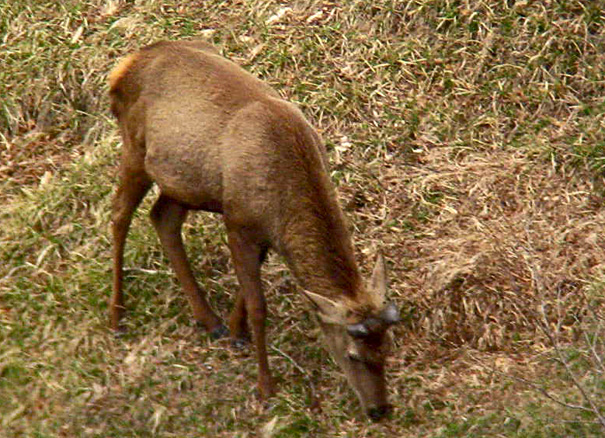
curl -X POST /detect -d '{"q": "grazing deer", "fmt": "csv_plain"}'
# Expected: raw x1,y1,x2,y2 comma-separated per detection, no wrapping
108,40,400,420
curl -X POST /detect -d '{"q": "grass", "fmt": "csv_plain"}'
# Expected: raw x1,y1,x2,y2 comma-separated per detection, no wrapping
1,0,605,436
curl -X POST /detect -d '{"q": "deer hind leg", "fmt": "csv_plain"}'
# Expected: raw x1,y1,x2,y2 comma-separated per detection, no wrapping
228,292,249,348
227,228,275,400
150,195,226,338
111,170,152,332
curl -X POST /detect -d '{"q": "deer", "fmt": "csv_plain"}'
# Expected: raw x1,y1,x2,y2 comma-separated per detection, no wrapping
108,40,400,421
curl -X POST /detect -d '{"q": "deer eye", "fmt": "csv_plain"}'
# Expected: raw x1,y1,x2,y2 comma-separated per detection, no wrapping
349,353,363,362
347,352,363,362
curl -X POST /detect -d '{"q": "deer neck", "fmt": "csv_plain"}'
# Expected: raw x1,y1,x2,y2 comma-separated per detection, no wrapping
277,189,363,301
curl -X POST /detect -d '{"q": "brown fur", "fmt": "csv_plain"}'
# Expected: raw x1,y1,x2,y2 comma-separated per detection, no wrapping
108,40,394,418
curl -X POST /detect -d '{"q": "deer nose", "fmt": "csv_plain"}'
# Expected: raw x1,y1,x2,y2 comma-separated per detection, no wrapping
367,404,391,421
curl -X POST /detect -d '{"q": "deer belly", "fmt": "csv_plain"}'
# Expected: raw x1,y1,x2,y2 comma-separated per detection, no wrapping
145,144,223,211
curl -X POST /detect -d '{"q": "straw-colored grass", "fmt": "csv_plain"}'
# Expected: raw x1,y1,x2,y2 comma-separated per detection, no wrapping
1,0,604,436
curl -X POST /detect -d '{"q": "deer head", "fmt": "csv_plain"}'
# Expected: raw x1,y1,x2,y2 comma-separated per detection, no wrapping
304,255,399,421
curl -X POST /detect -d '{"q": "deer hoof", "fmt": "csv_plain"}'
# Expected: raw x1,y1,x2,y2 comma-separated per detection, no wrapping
209,324,230,340
262,399,277,412
231,337,249,350
112,325,127,338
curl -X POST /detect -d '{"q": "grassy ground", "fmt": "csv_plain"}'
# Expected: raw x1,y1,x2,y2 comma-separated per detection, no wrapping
1,0,604,436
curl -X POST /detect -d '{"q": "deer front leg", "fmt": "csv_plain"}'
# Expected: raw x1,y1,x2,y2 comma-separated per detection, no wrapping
227,228,275,400
150,195,226,338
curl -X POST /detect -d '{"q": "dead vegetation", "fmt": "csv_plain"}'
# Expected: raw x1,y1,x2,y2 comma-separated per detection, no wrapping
1,0,604,436
396,148,604,349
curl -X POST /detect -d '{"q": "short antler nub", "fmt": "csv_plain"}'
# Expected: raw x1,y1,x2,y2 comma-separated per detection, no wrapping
380,302,400,325
346,302,400,338
347,322,370,338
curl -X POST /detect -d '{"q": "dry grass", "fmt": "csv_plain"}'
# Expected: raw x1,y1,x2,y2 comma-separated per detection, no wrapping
1,0,604,436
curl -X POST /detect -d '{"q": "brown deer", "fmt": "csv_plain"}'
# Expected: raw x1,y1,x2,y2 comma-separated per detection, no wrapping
108,40,400,420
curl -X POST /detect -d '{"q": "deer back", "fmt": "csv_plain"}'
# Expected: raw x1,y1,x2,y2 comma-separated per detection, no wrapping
109,41,343,254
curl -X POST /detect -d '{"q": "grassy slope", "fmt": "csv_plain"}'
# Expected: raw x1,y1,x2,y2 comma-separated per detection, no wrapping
1,0,604,436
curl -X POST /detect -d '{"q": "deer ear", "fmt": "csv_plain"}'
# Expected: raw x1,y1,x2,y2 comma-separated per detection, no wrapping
369,253,388,303
302,290,347,324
